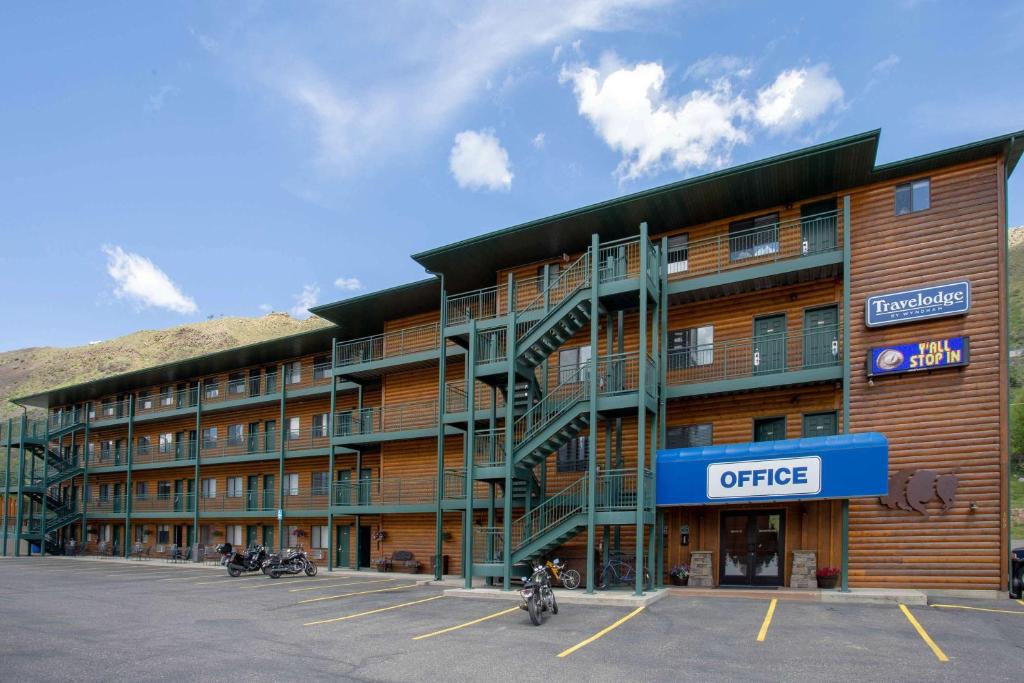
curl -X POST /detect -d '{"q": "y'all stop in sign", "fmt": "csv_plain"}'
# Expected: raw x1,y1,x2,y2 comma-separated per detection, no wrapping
868,336,969,377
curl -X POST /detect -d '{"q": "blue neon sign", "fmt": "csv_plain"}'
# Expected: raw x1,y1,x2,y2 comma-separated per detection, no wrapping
867,336,969,377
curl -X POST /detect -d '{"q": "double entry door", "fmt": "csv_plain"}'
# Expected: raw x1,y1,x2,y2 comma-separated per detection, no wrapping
719,510,785,586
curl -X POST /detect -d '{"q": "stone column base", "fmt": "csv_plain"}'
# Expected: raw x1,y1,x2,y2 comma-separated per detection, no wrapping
689,550,713,587
790,550,817,589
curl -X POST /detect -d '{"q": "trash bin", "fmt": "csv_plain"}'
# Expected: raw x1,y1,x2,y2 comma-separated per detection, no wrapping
431,554,449,575
1011,547,1023,599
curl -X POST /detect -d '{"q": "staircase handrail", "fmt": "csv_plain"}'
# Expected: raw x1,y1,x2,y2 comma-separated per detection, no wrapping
515,251,592,340
509,475,587,552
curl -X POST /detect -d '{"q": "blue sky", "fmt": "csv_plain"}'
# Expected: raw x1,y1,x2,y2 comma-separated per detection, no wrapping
1,1,1022,350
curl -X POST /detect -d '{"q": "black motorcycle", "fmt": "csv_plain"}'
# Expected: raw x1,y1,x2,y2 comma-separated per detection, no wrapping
519,563,557,626
263,548,317,579
221,542,269,577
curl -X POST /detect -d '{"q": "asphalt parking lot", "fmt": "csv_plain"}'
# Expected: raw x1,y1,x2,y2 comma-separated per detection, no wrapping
1,557,1021,682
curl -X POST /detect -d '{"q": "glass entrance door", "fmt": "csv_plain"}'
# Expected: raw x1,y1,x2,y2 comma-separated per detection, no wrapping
719,510,784,586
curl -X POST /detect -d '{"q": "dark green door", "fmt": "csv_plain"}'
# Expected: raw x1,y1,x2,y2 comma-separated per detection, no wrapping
801,199,837,254
246,525,258,545
336,525,350,568
188,430,197,460
753,314,786,374
247,422,260,453
246,475,259,511
113,483,122,514
264,420,277,452
173,480,183,512
803,306,839,369
754,417,786,442
248,369,261,397
802,412,838,438
358,468,372,505
335,470,351,505
262,525,274,549
263,475,275,510
186,479,194,512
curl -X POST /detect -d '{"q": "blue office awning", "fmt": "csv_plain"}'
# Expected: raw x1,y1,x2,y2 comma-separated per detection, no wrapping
656,432,888,506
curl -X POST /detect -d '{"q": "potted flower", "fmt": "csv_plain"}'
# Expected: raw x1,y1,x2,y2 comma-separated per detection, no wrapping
816,566,841,589
375,556,391,573
668,563,690,586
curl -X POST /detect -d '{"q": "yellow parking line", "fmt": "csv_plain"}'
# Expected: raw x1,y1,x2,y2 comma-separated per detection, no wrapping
557,606,645,658
304,594,443,627
931,603,1024,616
297,583,418,604
756,599,777,642
242,576,339,589
412,606,519,640
899,604,949,662
288,577,396,592
1017,599,1024,607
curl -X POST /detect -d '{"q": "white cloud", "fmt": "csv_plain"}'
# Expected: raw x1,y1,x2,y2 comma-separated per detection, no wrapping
561,57,845,181
290,284,319,318
240,1,665,171
334,277,363,291
449,130,514,191
145,85,179,112
872,54,901,74
102,245,198,314
754,64,844,133
532,132,546,149
551,45,563,62
189,26,220,54
683,54,752,82
258,303,273,313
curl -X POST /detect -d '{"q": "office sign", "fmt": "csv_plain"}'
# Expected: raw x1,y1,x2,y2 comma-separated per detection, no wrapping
865,281,970,327
867,336,969,377
656,433,888,506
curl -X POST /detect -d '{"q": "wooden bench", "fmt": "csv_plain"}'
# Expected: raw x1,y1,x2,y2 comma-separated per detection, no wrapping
389,550,421,574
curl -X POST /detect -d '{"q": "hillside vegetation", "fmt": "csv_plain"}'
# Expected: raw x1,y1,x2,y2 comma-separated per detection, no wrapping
0,313,329,422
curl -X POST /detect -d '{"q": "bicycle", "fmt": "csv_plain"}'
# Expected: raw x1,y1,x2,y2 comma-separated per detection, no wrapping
598,553,651,590
545,558,580,590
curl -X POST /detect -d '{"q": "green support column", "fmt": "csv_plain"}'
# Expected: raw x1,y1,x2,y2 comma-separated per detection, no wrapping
355,383,363,572
278,364,287,553
501,275,515,591
40,418,50,556
646,239,660,590
14,413,27,556
657,237,669,587
193,386,202,555
124,395,135,557
433,279,447,581
465,318,478,589
585,234,599,594
80,408,91,546
841,193,852,592
328,337,337,573
3,418,12,555
635,223,649,596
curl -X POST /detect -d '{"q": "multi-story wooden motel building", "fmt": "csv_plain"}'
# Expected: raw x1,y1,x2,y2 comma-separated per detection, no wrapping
2,129,1021,595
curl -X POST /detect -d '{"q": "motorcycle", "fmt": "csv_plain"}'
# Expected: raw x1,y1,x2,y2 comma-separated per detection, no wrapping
221,542,269,577
215,542,233,566
263,547,317,579
519,563,557,626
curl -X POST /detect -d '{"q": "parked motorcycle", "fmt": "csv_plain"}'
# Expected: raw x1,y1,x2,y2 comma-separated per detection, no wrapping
215,542,233,566
263,548,317,579
519,563,557,625
222,542,269,577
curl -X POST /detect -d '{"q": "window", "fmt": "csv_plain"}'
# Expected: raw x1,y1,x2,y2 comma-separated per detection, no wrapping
311,525,329,549
265,367,279,393
227,424,243,446
87,442,96,459
311,472,329,496
98,484,110,502
227,525,243,546
666,424,713,449
101,399,114,417
87,402,96,420
802,412,838,438
134,526,145,543
228,372,245,395
226,477,243,498
137,435,151,456
895,178,930,215
729,213,779,261
159,386,173,407
135,481,149,499
668,326,714,368
556,436,588,472
115,438,126,460
100,440,113,461
202,427,218,449
284,473,299,496
287,416,300,441
99,524,112,542
286,525,301,548
158,433,173,454
204,379,220,400
754,417,787,442
312,414,329,438
285,361,302,385
666,234,689,274
312,356,330,380
201,478,217,499
200,525,213,545
558,345,591,383
536,262,561,288
156,481,171,500
139,391,152,411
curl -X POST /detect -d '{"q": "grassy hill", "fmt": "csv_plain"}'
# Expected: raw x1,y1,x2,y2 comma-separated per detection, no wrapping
0,313,330,422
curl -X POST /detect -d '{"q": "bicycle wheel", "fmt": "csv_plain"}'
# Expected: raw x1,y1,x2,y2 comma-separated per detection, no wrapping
561,569,580,590
613,561,632,586
599,563,619,590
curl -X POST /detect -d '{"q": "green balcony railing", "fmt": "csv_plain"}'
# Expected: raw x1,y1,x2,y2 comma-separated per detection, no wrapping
335,322,441,368
132,493,196,514
334,400,438,438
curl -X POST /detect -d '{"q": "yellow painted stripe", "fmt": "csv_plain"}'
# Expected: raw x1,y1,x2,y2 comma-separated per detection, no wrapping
242,576,339,589
298,583,418,604
756,599,777,642
1017,599,1024,607
412,606,519,640
304,595,443,626
899,603,949,662
288,577,396,592
557,606,645,658
931,603,1024,616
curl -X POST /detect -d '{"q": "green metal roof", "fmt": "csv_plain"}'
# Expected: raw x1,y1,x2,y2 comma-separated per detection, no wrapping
308,278,440,332
413,128,1023,291
14,325,341,409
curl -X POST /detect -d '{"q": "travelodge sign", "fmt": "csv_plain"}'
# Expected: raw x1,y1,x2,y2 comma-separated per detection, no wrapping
865,281,970,327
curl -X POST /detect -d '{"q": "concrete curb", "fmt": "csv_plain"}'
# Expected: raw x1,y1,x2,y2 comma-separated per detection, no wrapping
443,586,668,607
820,588,928,606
